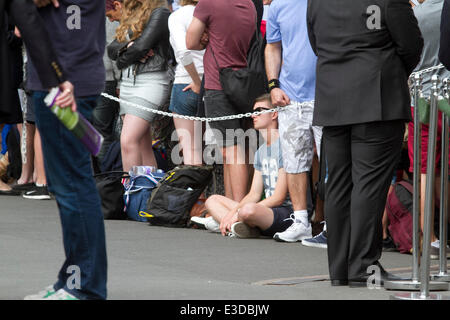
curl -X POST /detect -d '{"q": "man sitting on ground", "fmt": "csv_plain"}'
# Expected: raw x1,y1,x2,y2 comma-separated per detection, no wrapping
191,94,293,239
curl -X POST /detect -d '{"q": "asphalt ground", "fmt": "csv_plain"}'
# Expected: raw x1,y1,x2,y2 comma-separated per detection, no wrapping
1,195,449,304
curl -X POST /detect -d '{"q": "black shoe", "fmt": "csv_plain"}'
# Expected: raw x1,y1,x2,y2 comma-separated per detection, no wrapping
11,182,35,193
348,262,406,288
382,236,398,252
23,185,51,200
330,279,348,286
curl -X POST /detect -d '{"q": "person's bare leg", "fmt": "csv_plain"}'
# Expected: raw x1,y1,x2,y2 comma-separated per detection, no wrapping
382,185,394,239
222,144,248,202
288,173,308,211
238,202,274,230
140,126,157,169
33,129,47,186
205,194,238,223
17,123,35,184
223,164,233,198
173,116,203,166
120,114,152,173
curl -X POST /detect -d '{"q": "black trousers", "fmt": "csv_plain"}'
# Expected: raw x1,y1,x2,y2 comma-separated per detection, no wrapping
323,120,405,281
92,80,120,162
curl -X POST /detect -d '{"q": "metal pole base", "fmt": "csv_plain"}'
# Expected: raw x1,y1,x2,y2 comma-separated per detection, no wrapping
431,273,450,282
391,292,450,300
384,279,449,291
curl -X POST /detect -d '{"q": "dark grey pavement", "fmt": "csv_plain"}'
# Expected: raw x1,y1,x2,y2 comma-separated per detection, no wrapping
1,195,449,300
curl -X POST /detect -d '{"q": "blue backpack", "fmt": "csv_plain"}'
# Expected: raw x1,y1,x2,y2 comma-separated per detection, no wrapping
123,172,164,222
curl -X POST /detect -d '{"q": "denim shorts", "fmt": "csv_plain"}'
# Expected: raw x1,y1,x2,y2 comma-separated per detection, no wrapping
169,83,199,117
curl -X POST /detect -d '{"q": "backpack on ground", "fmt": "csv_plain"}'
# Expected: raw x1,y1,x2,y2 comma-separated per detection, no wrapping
94,171,128,220
144,165,214,227
386,180,413,254
124,171,165,222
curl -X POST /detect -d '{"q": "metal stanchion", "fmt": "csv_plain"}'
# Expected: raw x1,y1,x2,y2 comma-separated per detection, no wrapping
431,78,450,282
386,74,448,292
393,76,450,300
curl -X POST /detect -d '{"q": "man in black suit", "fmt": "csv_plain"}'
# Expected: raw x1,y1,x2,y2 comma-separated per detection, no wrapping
440,0,450,69
307,0,423,287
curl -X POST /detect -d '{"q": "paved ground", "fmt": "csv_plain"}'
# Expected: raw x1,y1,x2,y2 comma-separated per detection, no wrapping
1,195,449,301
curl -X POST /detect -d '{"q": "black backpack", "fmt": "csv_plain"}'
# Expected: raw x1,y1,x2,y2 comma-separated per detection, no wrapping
145,165,214,227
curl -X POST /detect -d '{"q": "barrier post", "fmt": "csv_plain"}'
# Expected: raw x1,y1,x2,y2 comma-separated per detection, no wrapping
431,78,450,282
391,76,450,299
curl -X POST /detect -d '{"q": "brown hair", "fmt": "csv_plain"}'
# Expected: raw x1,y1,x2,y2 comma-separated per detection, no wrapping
179,0,198,6
116,0,166,42
254,93,274,107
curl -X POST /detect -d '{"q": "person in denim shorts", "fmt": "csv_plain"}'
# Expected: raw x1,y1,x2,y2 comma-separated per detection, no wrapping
168,0,204,166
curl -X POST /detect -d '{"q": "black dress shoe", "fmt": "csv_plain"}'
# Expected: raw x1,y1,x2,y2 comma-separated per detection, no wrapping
348,262,405,288
331,279,348,286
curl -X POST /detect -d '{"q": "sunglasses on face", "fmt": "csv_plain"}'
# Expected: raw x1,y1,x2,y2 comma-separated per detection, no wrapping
253,107,272,113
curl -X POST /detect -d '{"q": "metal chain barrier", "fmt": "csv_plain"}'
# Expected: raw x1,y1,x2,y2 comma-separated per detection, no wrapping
100,92,311,122
100,65,445,123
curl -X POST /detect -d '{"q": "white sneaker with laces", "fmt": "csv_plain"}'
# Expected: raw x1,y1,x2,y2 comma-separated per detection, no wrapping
24,285,56,300
44,288,79,300
190,216,220,233
273,214,312,242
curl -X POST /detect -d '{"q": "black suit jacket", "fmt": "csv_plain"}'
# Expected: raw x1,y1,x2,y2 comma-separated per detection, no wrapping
307,0,423,126
0,0,65,124
440,0,450,69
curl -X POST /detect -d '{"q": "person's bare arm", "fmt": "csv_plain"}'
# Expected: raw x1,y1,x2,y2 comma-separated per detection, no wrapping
33,0,59,8
219,171,264,235
259,168,288,208
265,41,290,106
186,17,207,51
183,63,202,94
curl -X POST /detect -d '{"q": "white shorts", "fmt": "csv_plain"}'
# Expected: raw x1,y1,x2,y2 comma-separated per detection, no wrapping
278,101,322,174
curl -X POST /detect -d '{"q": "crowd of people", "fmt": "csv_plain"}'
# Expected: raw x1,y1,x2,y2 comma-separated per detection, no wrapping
0,0,450,299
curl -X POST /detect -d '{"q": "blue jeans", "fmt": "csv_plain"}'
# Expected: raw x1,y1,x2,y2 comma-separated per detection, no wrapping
33,92,107,300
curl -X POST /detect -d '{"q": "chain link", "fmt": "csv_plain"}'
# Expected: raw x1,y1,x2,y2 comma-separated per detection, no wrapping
101,65,446,122
101,92,311,122
410,64,445,78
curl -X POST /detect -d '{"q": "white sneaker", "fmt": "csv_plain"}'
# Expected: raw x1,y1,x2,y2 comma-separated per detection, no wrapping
24,285,56,300
273,215,312,242
44,288,79,300
231,222,261,239
190,216,220,233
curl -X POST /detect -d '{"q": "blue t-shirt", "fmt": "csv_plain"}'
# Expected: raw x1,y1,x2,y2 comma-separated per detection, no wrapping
27,1,106,97
254,139,291,207
266,0,316,103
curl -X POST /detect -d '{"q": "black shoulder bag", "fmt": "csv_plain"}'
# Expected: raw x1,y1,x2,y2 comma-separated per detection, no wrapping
209,18,267,114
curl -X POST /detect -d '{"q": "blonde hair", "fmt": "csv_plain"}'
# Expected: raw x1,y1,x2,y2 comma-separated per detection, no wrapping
116,0,166,42
179,0,198,6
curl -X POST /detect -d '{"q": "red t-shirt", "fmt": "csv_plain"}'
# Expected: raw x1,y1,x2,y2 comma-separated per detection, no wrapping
194,0,256,90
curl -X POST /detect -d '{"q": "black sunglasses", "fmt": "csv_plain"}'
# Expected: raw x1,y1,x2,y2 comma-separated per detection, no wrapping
253,107,272,113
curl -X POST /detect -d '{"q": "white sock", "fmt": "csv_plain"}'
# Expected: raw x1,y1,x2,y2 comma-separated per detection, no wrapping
431,240,440,248
293,210,309,226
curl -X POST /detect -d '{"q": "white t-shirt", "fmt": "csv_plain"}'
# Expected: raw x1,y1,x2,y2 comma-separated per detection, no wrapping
168,5,205,84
